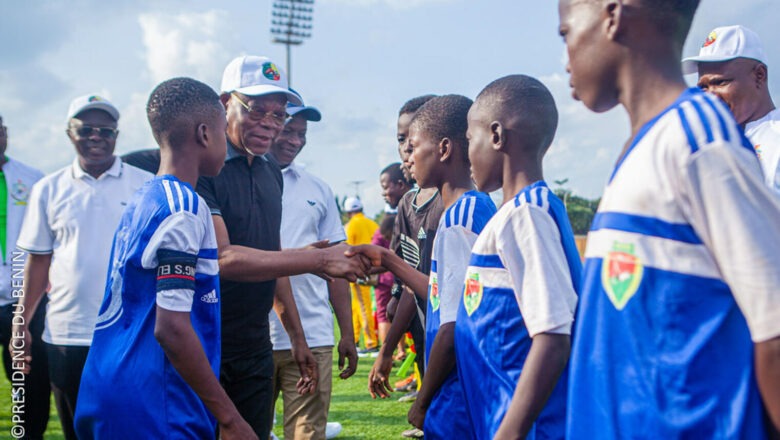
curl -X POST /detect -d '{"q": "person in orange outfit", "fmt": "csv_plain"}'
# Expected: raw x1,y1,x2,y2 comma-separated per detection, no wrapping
343,197,379,354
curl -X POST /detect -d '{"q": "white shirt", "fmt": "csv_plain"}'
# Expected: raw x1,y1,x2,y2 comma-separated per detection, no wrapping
17,157,152,345
0,157,44,306
745,108,780,196
269,162,346,350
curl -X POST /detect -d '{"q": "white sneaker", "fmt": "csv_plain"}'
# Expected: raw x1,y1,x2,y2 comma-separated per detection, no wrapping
325,421,343,439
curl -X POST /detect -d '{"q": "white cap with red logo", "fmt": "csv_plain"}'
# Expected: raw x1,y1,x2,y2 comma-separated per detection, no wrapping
682,25,767,75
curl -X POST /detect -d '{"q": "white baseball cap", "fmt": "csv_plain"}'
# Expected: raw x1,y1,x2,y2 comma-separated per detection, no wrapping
221,56,302,105
67,94,120,122
287,88,322,122
682,25,767,75
344,197,363,213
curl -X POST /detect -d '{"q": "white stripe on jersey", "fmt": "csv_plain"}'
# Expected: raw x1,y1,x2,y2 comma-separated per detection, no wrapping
162,179,176,213
466,264,512,290
173,181,186,213
464,196,476,231
586,229,720,279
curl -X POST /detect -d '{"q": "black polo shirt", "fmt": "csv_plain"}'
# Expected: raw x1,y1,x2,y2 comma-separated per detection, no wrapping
196,143,283,361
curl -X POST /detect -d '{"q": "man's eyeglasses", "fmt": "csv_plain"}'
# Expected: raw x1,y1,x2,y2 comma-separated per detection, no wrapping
70,125,119,139
231,93,288,125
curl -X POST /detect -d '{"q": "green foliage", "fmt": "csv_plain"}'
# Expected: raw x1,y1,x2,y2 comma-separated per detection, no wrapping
553,189,600,235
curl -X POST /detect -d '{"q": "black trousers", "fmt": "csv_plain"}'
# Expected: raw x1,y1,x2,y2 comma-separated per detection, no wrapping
0,299,50,440
45,343,89,440
220,350,275,439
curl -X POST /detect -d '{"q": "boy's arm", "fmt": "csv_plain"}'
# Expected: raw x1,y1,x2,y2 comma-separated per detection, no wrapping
495,205,578,438
678,143,780,434
494,334,570,439
155,308,257,440
328,278,358,379
755,337,780,435
367,291,417,398
273,276,318,394
409,225,480,428
11,253,51,374
212,215,370,282
347,244,428,297
408,322,455,429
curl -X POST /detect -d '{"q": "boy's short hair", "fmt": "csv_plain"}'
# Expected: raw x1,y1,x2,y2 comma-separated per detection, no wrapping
399,94,437,116
380,162,412,186
476,75,558,153
637,0,700,42
410,94,473,163
147,77,223,146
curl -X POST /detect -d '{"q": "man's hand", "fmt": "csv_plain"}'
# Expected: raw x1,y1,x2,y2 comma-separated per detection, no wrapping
407,399,427,430
367,349,394,399
319,243,371,282
345,244,386,269
9,324,32,374
291,340,319,395
219,416,259,440
337,337,358,379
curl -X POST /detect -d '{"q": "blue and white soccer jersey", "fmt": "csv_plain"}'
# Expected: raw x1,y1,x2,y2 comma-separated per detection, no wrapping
455,181,580,440
75,176,221,439
567,88,780,439
424,190,495,439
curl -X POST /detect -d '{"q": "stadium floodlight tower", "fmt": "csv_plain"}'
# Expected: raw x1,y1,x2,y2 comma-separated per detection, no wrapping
271,0,314,87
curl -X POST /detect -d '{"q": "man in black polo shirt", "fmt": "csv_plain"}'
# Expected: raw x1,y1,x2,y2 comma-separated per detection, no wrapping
196,55,369,439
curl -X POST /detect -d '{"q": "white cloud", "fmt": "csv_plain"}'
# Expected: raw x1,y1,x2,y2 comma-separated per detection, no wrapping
138,10,238,88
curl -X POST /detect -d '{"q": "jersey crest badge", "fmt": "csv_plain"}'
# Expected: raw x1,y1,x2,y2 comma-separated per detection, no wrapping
602,242,643,310
463,272,482,316
429,276,439,311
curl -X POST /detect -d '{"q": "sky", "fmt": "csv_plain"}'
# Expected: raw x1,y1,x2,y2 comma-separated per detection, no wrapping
2,0,779,216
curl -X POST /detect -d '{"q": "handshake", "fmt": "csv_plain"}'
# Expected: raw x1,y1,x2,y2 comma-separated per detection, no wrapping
311,241,390,283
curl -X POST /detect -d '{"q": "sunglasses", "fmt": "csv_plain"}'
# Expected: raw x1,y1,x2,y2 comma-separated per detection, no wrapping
231,93,289,125
70,125,119,139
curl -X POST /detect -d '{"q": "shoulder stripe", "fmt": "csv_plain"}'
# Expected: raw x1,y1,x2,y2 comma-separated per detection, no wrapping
539,187,550,211
699,94,732,143
173,181,185,213
469,253,504,269
591,212,702,245
454,197,463,227
183,186,192,213
162,179,176,213
677,107,700,153
689,98,714,144
465,196,476,231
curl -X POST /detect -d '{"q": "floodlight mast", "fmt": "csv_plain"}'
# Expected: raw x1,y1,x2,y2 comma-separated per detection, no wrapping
271,0,314,86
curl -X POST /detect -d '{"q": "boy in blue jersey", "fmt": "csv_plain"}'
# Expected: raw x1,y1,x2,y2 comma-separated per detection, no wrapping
559,1,780,438
350,95,496,439
74,78,257,440
457,75,580,440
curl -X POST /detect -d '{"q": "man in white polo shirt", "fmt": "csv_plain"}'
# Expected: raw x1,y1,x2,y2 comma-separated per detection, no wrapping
12,95,152,440
683,24,780,195
268,91,357,440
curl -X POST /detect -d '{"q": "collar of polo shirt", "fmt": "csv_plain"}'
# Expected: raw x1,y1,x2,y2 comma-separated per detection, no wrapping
72,156,122,180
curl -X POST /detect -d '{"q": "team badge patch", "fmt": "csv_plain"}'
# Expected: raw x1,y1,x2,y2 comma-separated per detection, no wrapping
11,179,29,205
262,62,281,81
703,31,717,47
755,144,763,159
463,272,482,316
429,276,440,311
601,242,643,310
